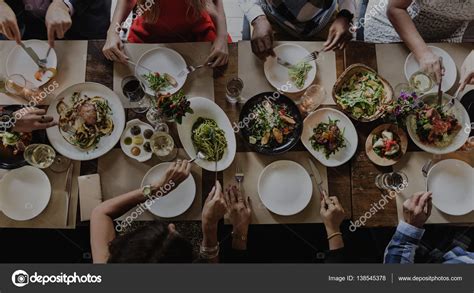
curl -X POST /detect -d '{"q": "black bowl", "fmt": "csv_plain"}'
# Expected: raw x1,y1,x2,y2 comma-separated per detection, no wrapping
239,92,303,155
461,89,474,136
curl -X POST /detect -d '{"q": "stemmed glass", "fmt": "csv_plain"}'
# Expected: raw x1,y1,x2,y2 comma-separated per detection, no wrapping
299,84,326,114
121,76,150,113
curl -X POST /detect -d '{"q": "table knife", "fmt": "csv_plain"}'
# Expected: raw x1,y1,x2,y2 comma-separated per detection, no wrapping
276,57,294,69
19,42,45,69
63,163,74,226
307,158,328,200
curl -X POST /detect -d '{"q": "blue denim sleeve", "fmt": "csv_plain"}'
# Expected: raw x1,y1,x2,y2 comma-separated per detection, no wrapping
383,221,425,264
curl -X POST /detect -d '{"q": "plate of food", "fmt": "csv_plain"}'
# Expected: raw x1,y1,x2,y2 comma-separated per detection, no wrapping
406,93,470,155
258,160,312,216
301,108,357,167
141,162,196,218
46,82,125,161
177,97,236,171
404,46,456,93
239,92,303,155
264,43,316,93
136,47,186,96
120,119,154,162
6,39,57,87
365,124,408,166
427,159,473,216
333,64,393,122
0,165,51,221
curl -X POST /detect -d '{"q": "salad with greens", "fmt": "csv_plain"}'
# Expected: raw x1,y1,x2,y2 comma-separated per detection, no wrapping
143,72,178,93
310,117,346,159
289,62,313,89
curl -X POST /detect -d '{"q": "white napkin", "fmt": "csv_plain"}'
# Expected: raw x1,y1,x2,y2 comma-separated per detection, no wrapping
78,174,103,221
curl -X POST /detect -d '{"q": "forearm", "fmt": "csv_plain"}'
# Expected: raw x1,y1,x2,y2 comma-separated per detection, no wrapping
202,223,219,263
231,227,248,250
109,0,136,34
238,0,265,24
209,0,228,40
326,227,344,251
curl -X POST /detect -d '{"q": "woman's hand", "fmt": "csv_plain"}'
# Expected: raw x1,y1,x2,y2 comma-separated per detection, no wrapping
11,108,57,133
323,16,352,51
45,0,72,47
103,30,128,63
224,185,251,249
153,160,191,191
207,36,229,67
202,181,228,228
460,69,474,92
320,196,345,234
251,15,275,61
402,192,432,228
0,1,21,43
417,48,443,84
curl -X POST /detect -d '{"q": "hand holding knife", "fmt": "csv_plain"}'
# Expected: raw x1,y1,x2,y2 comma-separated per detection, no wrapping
307,158,329,204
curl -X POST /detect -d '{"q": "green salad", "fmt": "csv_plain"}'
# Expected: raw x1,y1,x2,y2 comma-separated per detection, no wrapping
289,62,312,89
143,72,177,93
310,117,346,159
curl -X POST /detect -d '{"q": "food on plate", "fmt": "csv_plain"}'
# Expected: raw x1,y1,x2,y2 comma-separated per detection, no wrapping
414,104,461,147
144,129,153,139
335,71,385,119
57,92,114,150
131,146,141,156
143,142,151,153
143,72,178,93
372,130,401,159
309,117,346,159
155,90,193,124
132,136,144,145
192,117,227,161
124,137,132,145
0,131,32,155
289,62,312,89
130,125,141,136
247,100,297,147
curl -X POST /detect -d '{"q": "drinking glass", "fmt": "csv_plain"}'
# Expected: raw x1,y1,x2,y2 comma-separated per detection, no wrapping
409,71,434,94
226,77,244,104
394,83,412,97
23,144,56,169
299,84,326,114
49,155,72,173
146,107,170,133
149,131,177,162
375,171,408,192
5,74,26,96
122,76,150,113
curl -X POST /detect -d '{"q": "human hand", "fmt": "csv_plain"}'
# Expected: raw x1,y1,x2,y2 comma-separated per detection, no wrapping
250,16,275,61
45,0,72,47
207,36,229,67
102,30,128,63
320,196,345,234
417,49,443,84
202,181,227,229
459,69,474,92
323,16,352,51
0,1,20,43
402,191,432,228
153,160,191,191
11,108,56,133
225,185,251,236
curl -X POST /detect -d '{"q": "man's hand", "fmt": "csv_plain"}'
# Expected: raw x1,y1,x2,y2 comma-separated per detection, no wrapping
323,16,351,51
320,196,345,234
153,160,191,191
251,15,275,61
45,0,72,47
11,108,56,133
202,181,227,229
402,192,432,228
0,1,21,43
225,185,251,235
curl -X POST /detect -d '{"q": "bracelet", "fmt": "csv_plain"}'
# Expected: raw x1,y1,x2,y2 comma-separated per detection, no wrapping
231,231,248,241
199,242,220,259
327,232,342,240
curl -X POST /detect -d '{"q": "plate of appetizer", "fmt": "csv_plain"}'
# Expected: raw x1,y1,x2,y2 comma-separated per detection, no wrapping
120,119,154,162
177,97,236,171
365,124,408,166
333,64,393,122
141,162,196,218
427,159,473,216
404,46,456,93
258,160,312,216
239,92,303,155
136,47,186,96
406,93,470,155
6,40,57,88
264,43,316,93
46,82,125,161
302,108,357,167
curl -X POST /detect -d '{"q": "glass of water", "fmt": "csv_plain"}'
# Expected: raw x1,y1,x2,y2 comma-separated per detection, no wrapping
149,131,177,162
226,77,244,104
122,76,150,113
23,144,56,169
375,171,408,192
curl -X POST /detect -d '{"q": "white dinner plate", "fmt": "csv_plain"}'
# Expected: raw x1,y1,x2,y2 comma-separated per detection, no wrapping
258,160,313,216
0,166,51,221
46,82,126,161
6,39,57,88
427,159,473,216
177,97,236,171
141,162,196,218
404,46,456,92
264,43,317,93
136,47,187,96
302,108,358,167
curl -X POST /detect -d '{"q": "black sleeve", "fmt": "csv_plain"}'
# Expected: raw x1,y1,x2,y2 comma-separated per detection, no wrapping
324,248,346,263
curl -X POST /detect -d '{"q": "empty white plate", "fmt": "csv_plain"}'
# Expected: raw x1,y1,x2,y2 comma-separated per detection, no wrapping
404,46,456,92
141,162,196,218
0,166,51,221
427,159,474,216
258,160,313,216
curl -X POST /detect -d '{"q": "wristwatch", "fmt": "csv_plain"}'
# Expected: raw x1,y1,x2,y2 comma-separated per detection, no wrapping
142,184,153,199
336,9,354,23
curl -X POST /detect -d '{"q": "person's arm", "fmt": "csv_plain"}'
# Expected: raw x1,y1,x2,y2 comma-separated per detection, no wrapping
460,50,474,91
322,0,355,51
205,0,229,67
387,0,442,83
238,0,265,24
0,0,21,43
320,195,346,263
45,0,73,47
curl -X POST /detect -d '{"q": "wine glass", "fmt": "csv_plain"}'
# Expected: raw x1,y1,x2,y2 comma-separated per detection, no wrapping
121,76,150,113
149,131,177,162
299,84,326,114
5,74,27,96
23,144,56,169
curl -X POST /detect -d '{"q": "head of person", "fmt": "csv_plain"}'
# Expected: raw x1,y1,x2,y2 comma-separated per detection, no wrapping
137,0,207,23
108,221,193,263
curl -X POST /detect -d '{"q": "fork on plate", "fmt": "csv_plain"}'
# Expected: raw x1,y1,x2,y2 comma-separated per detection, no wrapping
177,62,212,78
299,50,321,63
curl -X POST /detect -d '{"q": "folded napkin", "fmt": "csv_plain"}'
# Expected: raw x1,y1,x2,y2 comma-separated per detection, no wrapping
78,174,103,221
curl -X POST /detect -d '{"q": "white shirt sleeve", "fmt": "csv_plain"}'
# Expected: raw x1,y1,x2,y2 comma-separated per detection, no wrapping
63,0,75,15
238,0,266,24
338,0,356,13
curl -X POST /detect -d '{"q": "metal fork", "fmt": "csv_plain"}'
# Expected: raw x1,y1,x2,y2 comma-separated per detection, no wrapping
421,159,433,178
177,62,211,78
234,164,244,190
39,47,52,68
61,124,76,136
299,50,321,63
442,86,462,112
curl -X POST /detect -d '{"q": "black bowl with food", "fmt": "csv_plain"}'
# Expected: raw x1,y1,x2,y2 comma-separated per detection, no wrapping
239,92,303,155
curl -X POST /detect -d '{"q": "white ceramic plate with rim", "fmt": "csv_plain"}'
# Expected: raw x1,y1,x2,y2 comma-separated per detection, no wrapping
6,39,57,88
177,97,236,172
0,166,51,221
427,159,473,216
141,162,196,218
46,82,126,161
258,160,313,216
301,108,358,167
264,43,317,93
136,47,187,96
404,46,456,93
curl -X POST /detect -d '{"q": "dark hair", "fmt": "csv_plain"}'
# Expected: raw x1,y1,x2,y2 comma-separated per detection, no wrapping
108,222,193,263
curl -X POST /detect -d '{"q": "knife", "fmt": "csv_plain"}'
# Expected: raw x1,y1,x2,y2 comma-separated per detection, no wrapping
277,57,294,69
63,163,74,226
19,42,46,69
307,158,328,200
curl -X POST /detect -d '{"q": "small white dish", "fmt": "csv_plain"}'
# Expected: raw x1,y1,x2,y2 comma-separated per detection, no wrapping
120,119,154,162
0,166,51,221
141,162,196,218
258,160,312,216
427,159,473,216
